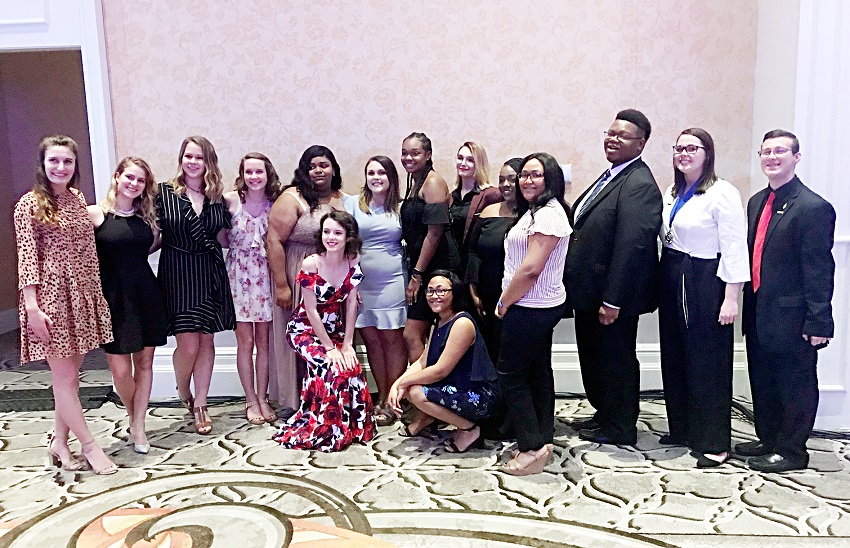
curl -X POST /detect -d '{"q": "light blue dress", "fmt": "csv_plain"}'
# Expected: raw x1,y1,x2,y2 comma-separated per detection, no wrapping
344,194,407,329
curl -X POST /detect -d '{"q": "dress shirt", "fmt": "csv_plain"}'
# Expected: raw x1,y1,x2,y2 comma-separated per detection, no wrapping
572,155,642,218
661,178,750,283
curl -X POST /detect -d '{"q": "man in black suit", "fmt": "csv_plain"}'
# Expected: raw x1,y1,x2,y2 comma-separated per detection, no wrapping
565,109,663,445
735,129,835,472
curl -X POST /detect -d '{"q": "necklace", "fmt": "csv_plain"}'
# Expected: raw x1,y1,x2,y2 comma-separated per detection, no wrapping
111,206,135,216
186,184,204,194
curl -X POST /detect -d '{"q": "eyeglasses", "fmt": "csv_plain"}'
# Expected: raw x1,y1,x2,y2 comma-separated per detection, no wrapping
604,131,643,141
426,287,452,297
672,144,705,154
758,147,792,158
518,171,545,181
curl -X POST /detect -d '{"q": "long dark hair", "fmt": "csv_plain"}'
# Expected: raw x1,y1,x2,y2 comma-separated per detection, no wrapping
427,269,469,319
513,152,569,226
287,145,342,211
672,128,718,197
359,155,401,215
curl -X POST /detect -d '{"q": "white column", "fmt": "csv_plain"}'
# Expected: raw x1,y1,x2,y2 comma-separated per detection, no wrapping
794,0,850,430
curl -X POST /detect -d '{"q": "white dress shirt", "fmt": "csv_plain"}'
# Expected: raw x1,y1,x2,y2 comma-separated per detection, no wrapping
660,178,750,283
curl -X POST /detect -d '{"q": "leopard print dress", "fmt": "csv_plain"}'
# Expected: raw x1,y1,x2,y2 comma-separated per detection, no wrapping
14,188,113,363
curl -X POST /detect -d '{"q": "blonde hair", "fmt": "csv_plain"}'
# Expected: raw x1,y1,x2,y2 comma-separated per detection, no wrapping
32,135,80,224
100,157,159,231
168,135,224,203
454,141,491,192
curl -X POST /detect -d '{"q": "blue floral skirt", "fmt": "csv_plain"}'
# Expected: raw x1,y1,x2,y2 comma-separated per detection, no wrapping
422,382,499,421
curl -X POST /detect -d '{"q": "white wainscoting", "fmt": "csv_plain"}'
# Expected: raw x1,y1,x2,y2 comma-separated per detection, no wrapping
149,342,752,401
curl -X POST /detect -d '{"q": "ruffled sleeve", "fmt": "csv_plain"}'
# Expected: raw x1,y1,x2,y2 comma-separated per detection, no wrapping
297,270,318,290
421,202,451,225
14,193,40,289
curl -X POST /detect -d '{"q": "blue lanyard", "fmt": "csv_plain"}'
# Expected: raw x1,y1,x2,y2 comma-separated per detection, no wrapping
669,181,699,225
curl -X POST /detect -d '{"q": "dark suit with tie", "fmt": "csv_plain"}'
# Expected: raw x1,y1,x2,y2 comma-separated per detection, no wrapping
742,176,835,464
565,158,663,440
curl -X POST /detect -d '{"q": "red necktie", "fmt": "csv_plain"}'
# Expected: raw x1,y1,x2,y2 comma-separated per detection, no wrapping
751,190,775,292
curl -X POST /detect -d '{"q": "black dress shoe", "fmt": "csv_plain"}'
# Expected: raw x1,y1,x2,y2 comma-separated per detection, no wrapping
570,417,600,430
748,453,807,473
578,428,637,446
658,434,685,446
734,440,771,457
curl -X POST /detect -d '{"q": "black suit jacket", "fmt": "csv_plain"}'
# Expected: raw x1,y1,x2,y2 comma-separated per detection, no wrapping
565,158,662,315
742,177,835,351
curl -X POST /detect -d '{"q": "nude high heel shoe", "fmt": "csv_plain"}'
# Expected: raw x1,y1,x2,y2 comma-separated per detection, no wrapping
80,440,118,475
47,432,82,471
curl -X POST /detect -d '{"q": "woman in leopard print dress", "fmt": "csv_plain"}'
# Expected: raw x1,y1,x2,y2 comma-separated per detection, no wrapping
14,135,117,475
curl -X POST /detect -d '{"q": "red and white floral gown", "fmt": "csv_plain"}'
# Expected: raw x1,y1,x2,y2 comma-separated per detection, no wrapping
273,264,376,451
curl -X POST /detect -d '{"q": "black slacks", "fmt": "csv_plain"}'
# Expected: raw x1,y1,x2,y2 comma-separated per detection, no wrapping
658,248,733,454
574,309,640,438
496,303,565,452
745,299,819,464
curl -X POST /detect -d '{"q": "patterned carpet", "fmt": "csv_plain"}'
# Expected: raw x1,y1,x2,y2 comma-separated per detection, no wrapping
0,369,848,547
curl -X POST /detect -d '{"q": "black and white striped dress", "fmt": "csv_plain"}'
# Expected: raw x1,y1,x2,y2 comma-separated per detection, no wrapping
156,182,236,335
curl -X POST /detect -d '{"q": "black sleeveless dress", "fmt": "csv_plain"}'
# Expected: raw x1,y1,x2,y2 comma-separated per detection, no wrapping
94,213,168,354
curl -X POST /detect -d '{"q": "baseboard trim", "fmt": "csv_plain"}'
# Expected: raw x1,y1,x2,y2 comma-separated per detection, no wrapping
150,343,752,400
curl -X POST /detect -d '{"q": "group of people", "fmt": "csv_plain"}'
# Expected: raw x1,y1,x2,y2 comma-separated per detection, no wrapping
15,107,835,477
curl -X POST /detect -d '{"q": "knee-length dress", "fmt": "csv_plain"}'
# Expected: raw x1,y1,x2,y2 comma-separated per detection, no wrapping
225,201,273,322
95,212,167,354
13,189,113,363
273,263,376,451
343,195,406,329
269,198,337,410
156,182,235,335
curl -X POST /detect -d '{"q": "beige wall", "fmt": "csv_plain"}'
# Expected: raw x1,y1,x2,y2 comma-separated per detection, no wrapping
0,49,94,312
102,1,758,202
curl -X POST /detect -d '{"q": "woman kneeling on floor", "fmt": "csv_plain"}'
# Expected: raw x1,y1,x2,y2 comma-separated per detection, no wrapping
388,270,500,452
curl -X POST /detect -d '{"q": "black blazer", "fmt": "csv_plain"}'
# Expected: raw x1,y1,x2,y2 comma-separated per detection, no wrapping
742,177,835,351
565,158,662,315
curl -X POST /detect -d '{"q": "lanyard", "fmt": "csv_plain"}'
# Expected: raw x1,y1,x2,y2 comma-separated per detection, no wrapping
669,181,699,225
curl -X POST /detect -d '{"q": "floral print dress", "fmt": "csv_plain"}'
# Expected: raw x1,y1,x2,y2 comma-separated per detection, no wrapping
225,200,273,322
273,263,376,451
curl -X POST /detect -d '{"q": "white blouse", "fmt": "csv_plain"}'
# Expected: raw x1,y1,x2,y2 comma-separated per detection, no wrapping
502,199,571,308
661,178,750,283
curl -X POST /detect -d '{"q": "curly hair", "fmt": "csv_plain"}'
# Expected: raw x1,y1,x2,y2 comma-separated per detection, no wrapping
32,135,80,224
235,152,282,203
168,135,224,203
313,210,362,259
100,157,159,231
284,145,342,212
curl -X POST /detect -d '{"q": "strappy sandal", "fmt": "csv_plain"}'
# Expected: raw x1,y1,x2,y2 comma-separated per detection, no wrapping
398,418,435,438
80,440,118,475
444,425,484,453
47,432,82,471
193,406,213,435
501,447,549,476
261,400,277,423
177,388,194,414
374,404,396,427
245,401,265,425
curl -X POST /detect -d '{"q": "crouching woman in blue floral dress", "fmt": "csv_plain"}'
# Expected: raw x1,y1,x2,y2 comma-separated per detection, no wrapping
388,270,499,452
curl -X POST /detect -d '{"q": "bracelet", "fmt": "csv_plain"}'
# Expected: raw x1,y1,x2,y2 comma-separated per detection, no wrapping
411,273,422,282
497,299,504,309
411,267,424,277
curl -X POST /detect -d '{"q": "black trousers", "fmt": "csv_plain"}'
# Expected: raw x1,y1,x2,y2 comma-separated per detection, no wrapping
745,300,819,463
574,309,640,437
658,249,733,454
496,303,565,452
